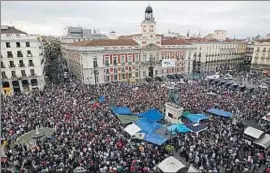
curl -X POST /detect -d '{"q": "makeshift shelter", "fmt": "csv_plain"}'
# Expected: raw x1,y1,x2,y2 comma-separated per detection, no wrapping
244,126,264,140
144,133,168,145
184,114,208,123
167,124,191,134
124,123,141,136
254,134,270,149
188,165,201,172
110,106,133,115
135,118,162,134
207,108,232,118
158,156,188,173
138,109,164,122
117,115,140,125
185,124,207,134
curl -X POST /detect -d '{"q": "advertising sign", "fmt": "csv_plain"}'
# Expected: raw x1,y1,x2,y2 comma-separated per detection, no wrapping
162,59,176,68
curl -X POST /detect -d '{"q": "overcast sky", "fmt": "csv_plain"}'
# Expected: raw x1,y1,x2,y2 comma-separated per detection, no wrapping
1,1,270,38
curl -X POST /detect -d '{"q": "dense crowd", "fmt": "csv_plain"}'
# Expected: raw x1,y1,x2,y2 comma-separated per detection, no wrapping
1,76,270,173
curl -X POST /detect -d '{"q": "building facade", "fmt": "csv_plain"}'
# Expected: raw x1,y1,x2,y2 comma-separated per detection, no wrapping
63,6,195,84
251,40,270,75
1,25,46,95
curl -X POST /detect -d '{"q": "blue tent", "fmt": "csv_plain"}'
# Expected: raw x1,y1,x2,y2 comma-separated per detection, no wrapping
135,118,162,134
167,124,191,134
184,113,209,123
144,133,168,145
98,96,105,103
207,108,232,118
110,106,133,115
138,109,164,122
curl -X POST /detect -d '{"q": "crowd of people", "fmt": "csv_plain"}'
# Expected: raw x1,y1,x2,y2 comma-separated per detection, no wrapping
1,75,270,173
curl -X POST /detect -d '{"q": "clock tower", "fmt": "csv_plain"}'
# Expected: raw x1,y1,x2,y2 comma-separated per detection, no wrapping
141,5,156,39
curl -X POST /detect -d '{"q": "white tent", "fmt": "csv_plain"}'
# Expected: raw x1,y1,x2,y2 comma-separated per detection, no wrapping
244,126,264,140
158,156,188,173
124,123,141,136
254,134,270,149
188,165,201,173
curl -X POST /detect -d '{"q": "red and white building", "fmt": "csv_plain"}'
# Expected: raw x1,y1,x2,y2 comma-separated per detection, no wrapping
62,6,195,84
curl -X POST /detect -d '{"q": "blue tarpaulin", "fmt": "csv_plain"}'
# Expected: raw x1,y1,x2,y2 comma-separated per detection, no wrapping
98,96,105,103
110,106,133,115
184,114,209,123
167,124,191,134
135,118,162,134
138,109,164,122
144,133,168,145
207,108,232,118
185,124,207,133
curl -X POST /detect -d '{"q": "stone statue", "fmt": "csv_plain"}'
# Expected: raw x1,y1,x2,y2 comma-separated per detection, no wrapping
168,88,180,105
35,126,40,135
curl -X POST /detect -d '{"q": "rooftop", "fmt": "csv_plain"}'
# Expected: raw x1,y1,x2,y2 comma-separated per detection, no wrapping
1,25,27,35
70,39,139,47
161,39,191,45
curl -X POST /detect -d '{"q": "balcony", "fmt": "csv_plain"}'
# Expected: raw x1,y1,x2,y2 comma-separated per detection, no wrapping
8,54,13,58
9,65,16,68
30,73,36,77
17,54,23,58
29,63,34,66
19,64,25,67
27,54,33,57
105,62,109,66
1,64,5,68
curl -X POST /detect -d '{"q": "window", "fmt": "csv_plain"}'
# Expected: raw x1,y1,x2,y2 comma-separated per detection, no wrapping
128,56,132,63
113,56,117,65
105,69,109,74
143,71,146,77
21,70,26,77
1,61,5,68
122,74,125,79
30,69,35,76
135,72,138,77
17,51,23,57
11,71,16,77
16,42,21,48
9,61,15,68
7,51,13,58
6,42,10,48
29,60,34,66
143,54,147,62
93,58,98,67
114,75,117,80
121,55,125,63
27,50,32,57
105,76,110,81
155,70,158,75
121,67,125,73
19,60,25,67
26,42,30,47
105,57,109,66
114,68,117,73
2,72,7,78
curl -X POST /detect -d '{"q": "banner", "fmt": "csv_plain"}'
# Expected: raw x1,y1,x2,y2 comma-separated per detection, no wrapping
162,59,176,68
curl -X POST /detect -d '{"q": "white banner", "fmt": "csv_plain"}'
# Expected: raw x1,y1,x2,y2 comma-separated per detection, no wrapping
162,59,176,68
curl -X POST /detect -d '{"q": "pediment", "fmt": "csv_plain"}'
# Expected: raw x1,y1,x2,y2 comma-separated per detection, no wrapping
142,43,161,50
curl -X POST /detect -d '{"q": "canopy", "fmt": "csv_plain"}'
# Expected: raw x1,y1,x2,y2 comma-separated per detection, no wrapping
167,124,191,134
158,156,188,173
135,118,162,134
124,123,141,136
144,133,168,145
111,106,133,115
244,126,264,140
207,108,232,118
188,165,201,173
138,109,163,122
117,115,139,125
254,134,270,149
184,114,208,123
185,124,207,133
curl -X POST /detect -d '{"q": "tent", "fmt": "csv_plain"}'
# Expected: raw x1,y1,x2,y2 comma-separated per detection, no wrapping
144,133,168,145
110,106,133,115
167,124,191,134
135,118,162,134
254,134,270,149
188,165,201,173
117,115,140,125
124,123,141,136
206,108,232,118
138,109,164,122
158,156,188,173
184,114,208,123
244,126,264,140
185,124,207,133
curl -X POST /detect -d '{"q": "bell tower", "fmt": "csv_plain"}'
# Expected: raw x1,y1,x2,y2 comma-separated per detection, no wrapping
141,5,156,38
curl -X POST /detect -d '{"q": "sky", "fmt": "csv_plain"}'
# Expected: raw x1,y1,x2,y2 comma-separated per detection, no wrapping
1,1,270,38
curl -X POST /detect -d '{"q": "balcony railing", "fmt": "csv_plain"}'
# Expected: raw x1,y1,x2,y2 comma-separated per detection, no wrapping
27,54,33,57
9,65,16,68
19,64,25,67
8,54,13,58
1,64,5,68
29,63,34,66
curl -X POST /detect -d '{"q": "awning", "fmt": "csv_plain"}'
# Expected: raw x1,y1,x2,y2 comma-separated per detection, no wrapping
188,165,201,173
244,126,264,140
158,156,188,173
